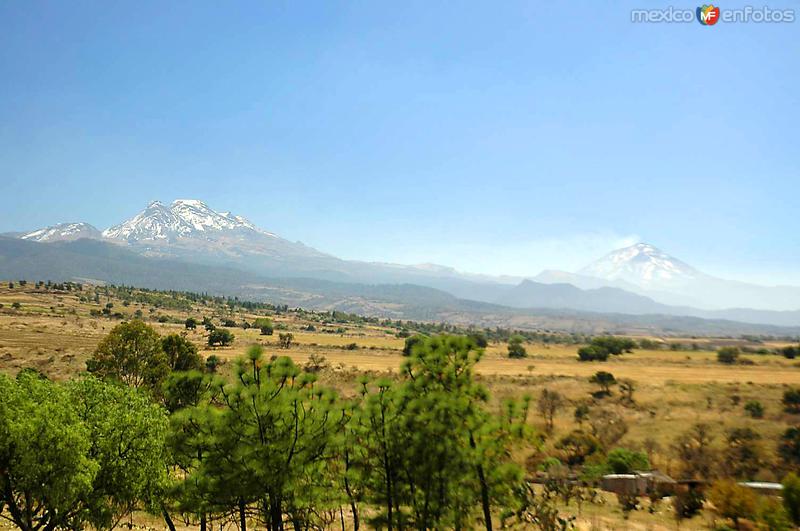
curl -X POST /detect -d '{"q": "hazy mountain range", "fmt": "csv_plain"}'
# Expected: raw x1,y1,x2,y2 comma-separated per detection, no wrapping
4,199,799,333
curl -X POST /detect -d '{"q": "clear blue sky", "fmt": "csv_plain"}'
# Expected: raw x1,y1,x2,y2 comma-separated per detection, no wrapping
1,1,798,284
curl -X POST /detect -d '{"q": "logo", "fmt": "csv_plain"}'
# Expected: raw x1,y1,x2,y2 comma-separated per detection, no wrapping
697,4,721,24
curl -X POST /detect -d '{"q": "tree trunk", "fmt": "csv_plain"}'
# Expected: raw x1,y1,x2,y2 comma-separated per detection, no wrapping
200,513,207,531
161,504,177,531
470,432,493,531
238,498,247,531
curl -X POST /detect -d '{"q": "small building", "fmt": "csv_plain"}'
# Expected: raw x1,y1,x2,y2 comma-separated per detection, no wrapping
739,481,783,496
601,470,677,497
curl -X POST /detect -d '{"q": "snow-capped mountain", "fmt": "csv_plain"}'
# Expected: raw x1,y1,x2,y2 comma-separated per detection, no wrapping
11,207,800,315
21,222,102,243
579,243,701,290
102,199,265,242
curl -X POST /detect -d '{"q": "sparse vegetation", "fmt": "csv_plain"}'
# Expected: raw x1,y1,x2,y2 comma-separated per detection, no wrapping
717,346,740,364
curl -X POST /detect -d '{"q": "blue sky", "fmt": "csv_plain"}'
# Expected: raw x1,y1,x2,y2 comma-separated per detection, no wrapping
1,1,798,284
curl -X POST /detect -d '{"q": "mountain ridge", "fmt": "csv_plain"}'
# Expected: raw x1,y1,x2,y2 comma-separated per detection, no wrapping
11,199,800,316
0,236,798,335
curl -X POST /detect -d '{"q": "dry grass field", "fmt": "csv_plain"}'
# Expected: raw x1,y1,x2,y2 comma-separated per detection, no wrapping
1,282,799,530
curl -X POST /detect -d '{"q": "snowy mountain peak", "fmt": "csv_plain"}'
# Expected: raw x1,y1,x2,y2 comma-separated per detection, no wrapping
102,199,263,242
578,242,701,289
21,222,102,243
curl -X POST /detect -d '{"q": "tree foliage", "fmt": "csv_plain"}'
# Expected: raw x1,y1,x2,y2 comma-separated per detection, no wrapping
0,373,167,531
86,320,169,392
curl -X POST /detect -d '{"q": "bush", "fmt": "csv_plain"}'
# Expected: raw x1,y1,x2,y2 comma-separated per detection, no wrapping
779,426,800,467
208,328,234,347
717,347,740,364
784,389,800,414
205,354,221,373
744,400,764,418
783,472,800,525
555,430,601,466
402,335,425,356
638,338,663,350
590,371,616,395
605,447,650,474
467,332,488,348
782,345,800,359
591,336,635,355
278,332,294,349
507,335,527,359
707,479,757,527
673,486,705,520
577,345,609,362
577,336,634,361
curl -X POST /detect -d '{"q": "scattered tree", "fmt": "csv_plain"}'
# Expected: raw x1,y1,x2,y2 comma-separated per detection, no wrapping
723,426,764,479
717,346,740,364
538,388,563,435
86,320,169,392
278,332,294,349
707,479,757,528
161,334,203,372
207,328,234,347
507,335,527,358
402,334,425,356
590,371,616,395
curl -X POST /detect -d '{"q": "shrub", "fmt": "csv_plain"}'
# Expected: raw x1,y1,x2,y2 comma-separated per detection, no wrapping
779,426,800,467
784,389,800,414
591,336,635,355
744,400,764,418
590,371,616,395
278,332,294,349
205,354,221,373
783,472,800,525
303,353,328,373
707,479,757,527
555,430,601,466
673,486,705,520
467,332,488,348
208,328,234,347
402,335,425,356
577,345,609,362
184,317,197,330
606,447,650,474
782,345,800,359
253,317,274,336
507,335,527,359
717,347,740,364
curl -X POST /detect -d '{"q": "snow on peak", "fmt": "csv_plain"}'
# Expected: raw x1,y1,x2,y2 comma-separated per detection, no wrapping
21,222,102,242
579,242,700,288
102,199,269,242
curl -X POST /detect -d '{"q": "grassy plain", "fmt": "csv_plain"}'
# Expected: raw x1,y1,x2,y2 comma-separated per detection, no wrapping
1,283,798,530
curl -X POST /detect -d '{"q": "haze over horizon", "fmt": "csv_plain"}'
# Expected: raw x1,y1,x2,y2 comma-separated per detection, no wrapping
1,1,798,285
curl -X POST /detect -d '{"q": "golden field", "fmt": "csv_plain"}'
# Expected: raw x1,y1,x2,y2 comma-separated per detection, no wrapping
1,283,799,530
